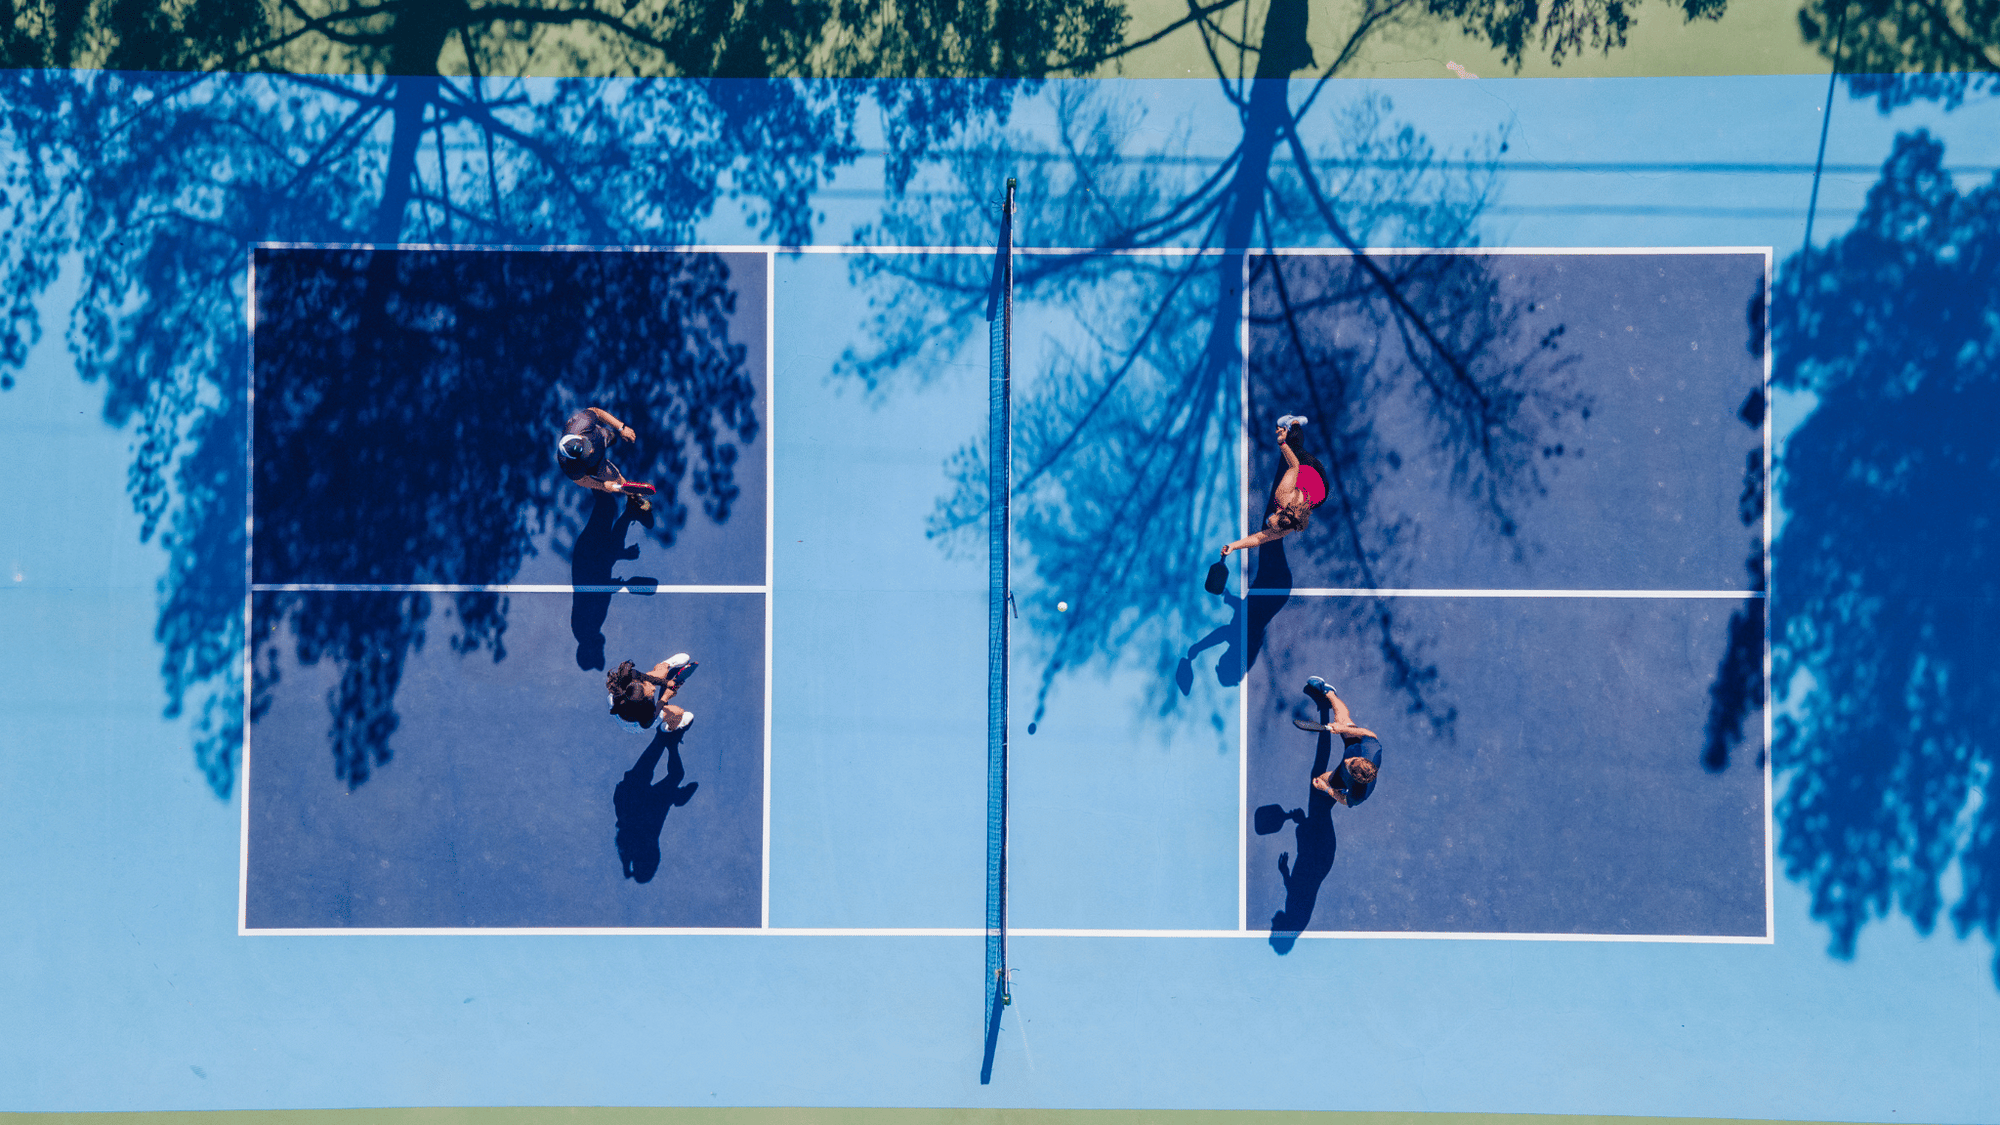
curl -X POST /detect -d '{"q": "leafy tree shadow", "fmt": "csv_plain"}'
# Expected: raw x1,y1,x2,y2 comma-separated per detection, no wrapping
0,0,1130,798
1769,128,2000,984
843,82,1582,736
248,247,756,786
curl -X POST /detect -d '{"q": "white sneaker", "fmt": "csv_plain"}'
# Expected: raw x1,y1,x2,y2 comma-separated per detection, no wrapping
672,710,695,731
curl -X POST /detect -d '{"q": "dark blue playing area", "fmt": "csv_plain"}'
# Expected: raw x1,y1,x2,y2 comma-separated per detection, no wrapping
244,246,771,930
1245,593,1766,938
246,590,765,929
1238,250,1768,940
1247,252,1766,592
251,247,768,589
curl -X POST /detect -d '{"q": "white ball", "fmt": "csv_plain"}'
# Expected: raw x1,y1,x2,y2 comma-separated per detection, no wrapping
1056,601,1068,612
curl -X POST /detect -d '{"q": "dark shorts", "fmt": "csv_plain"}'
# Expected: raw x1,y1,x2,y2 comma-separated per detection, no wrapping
561,455,621,485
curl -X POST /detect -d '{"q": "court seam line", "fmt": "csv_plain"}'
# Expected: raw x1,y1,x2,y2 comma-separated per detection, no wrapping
235,926,1771,943
1248,588,1766,599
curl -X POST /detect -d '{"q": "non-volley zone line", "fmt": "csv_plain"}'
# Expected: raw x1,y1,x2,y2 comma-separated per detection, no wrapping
251,583,767,594
1254,588,1763,599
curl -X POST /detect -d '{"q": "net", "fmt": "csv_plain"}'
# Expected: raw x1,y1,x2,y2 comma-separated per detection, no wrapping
981,177,1015,1084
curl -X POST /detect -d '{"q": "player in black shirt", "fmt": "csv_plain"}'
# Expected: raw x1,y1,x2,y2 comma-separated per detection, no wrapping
556,406,652,525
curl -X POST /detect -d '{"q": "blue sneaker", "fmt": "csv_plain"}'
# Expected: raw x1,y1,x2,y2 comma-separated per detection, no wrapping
1303,676,1337,703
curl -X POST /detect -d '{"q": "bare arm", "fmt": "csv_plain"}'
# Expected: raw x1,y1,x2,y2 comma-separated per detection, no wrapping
573,471,628,494
1276,424,1301,468
587,406,637,443
1323,691,1354,728
1221,526,1292,556
1334,724,1378,742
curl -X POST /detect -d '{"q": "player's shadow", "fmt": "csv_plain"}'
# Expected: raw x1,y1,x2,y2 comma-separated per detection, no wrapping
569,493,657,671
1262,726,1340,954
614,727,699,884
1179,519,1294,692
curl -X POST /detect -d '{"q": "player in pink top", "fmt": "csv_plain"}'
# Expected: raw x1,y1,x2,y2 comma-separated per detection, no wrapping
1220,415,1328,557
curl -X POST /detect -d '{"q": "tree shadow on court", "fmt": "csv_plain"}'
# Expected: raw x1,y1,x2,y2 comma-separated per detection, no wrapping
1769,129,2000,984
614,727,699,884
247,246,756,786
846,77,1580,740
0,0,1129,797
1702,376,1767,774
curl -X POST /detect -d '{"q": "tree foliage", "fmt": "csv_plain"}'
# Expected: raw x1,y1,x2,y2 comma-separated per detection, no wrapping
1799,0,2000,108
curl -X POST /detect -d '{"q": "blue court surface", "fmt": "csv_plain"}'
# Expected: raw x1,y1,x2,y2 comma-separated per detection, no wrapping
10,58,2000,1125
246,590,766,929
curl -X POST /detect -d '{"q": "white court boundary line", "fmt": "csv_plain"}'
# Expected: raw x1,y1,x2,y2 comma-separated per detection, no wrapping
254,239,1773,259
238,244,778,937
1233,245,1776,947
241,926,1769,941
249,583,765,594
1254,588,1764,599
1236,252,1251,934
237,243,1775,945
1761,248,1778,942
237,247,259,936
761,249,776,930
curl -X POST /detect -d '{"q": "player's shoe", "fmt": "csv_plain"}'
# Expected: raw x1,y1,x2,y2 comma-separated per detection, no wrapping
663,655,698,688
1303,676,1337,704
671,709,695,731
